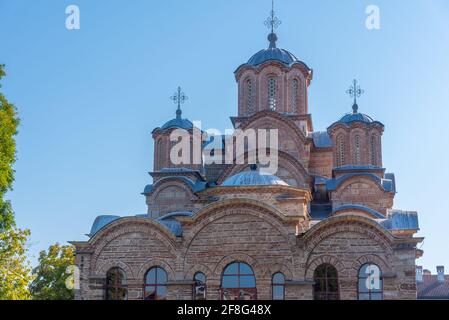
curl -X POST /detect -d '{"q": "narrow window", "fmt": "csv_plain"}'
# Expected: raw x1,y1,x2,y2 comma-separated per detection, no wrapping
358,264,383,300
337,135,345,167
157,139,164,169
193,272,207,300
246,79,254,115
291,79,299,113
313,264,339,300
355,135,361,164
144,267,168,300
272,272,285,300
105,268,127,300
370,135,377,165
268,78,276,110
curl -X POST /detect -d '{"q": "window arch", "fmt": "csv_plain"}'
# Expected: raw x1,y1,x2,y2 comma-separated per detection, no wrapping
221,262,257,300
354,135,361,164
193,272,206,300
291,79,299,113
370,134,377,165
105,267,127,300
337,135,345,167
313,264,339,300
272,272,285,300
358,264,383,300
144,267,168,300
246,79,254,115
268,77,277,110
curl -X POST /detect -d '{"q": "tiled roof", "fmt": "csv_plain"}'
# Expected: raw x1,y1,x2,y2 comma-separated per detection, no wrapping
418,275,449,299
310,131,332,148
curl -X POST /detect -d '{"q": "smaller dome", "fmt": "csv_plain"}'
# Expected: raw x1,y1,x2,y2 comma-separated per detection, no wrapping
161,118,194,130
247,47,299,66
222,168,288,187
338,112,374,124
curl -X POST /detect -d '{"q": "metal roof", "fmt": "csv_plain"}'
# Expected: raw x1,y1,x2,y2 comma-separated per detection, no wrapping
222,170,288,187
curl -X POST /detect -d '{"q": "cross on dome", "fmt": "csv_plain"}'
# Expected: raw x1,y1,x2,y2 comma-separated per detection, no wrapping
346,79,364,113
170,86,188,120
264,0,281,48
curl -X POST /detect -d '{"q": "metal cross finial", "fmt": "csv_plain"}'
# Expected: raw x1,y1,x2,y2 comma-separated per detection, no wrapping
264,0,281,34
346,79,364,113
170,86,188,119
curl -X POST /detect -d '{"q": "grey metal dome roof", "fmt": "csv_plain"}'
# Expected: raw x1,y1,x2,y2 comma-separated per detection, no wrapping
338,112,374,124
247,47,299,66
161,118,194,130
222,168,288,187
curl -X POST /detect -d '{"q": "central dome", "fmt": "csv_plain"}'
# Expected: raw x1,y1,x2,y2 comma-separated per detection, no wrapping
222,169,288,187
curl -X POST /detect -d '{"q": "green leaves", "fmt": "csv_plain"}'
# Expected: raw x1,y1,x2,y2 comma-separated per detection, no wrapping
0,64,20,230
0,228,32,300
29,244,75,300
0,64,32,300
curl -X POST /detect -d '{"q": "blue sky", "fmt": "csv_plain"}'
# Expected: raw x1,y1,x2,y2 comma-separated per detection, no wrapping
1,0,448,271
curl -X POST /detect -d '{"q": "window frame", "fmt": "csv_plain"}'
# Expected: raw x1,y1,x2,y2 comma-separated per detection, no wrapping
357,263,384,300
193,272,207,300
143,266,168,301
105,267,128,301
220,262,257,300
271,272,286,300
313,264,340,300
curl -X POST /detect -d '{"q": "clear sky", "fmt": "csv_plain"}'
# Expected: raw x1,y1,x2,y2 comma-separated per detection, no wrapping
1,0,448,271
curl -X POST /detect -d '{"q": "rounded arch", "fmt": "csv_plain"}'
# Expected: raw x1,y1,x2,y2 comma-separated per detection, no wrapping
333,173,392,194
97,260,135,280
89,218,179,273
151,177,198,199
185,264,214,281
217,150,310,187
214,254,259,278
186,199,291,243
305,255,345,280
136,258,176,281
351,254,393,277
263,263,294,280
301,215,394,257
332,205,385,219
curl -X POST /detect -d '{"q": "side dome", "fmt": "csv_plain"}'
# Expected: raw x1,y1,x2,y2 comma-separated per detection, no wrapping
161,118,194,130
338,112,374,124
222,168,289,187
247,47,299,66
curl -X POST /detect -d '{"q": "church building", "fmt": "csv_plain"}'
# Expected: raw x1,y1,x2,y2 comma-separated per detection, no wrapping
71,5,423,300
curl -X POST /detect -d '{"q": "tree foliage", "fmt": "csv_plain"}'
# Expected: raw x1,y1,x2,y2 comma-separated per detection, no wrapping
0,64,32,300
30,244,75,300
0,64,20,230
0,228,32,299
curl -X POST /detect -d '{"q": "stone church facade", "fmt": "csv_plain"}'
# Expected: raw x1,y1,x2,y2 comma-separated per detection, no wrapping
71,13,423,300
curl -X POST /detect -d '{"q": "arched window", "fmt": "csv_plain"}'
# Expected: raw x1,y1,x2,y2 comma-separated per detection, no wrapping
337,135,345,167
144,267,167,300
358,264,383,300
246,79,254,115
268,77,276,110
370,135,377,165
291,79,299,113
157,139,164,169
105,268,127,300
193,272,206,300
272,272,285,300
313,264,339,300
221,262,257,300
354,135,361,164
